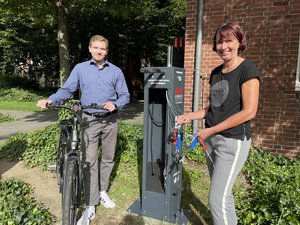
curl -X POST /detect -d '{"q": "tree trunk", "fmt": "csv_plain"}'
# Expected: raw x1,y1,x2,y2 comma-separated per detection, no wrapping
56,0,70,86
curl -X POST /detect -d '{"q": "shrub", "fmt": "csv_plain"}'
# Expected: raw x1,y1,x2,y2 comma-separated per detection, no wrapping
0,179,53,225
0,75,52,102
235,146,300,225
0,88,45,102
0,133,28,160
115,122,143,165
0,113,16,123
0,75,38,90
23,124,59,168
0,125,59,169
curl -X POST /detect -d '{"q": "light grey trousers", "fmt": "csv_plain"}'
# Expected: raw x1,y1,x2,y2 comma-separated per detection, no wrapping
205,134,251,225
81,113,118,206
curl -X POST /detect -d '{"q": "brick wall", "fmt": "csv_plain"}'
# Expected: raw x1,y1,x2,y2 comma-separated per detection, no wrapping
184,0,300,156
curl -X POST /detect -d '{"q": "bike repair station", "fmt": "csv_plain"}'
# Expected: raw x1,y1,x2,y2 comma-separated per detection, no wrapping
128,66,189,224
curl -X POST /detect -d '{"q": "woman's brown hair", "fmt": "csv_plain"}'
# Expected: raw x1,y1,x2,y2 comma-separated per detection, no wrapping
212,22,247,54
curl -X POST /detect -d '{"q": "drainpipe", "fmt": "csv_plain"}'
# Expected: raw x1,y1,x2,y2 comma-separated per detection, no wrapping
192,0,204,133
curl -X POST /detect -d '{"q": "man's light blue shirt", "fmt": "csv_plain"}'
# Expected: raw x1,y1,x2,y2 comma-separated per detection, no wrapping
49,59,130,113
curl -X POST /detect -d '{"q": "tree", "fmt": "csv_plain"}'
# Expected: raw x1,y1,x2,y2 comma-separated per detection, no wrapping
53,0,70,85
0,0,57,82
0,0,186,87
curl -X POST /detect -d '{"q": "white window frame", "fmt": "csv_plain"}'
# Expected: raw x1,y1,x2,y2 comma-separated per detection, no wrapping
296,34,300,92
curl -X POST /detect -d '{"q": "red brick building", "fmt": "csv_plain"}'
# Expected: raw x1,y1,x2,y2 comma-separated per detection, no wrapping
184,0,300,156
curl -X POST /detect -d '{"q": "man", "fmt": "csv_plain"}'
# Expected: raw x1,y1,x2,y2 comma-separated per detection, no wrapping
37,35,130,225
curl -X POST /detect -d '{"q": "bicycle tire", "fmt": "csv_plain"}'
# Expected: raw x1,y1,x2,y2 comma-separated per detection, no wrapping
57,129,69,192
57,120,72,190
62,159,79,225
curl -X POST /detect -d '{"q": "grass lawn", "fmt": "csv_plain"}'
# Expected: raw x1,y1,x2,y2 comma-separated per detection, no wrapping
0,101,42,111
91,160,247,225
91,161,214,225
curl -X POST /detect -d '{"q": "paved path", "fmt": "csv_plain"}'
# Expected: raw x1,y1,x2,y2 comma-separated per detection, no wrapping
0,110,58,145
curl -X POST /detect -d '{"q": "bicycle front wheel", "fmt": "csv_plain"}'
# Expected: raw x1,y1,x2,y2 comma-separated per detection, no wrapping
57,130,69,191
62,159,79,225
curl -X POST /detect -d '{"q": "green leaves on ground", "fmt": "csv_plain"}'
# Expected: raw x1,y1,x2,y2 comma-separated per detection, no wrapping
0,88,45,102
0,179,53,225
235,147,300,225
0,124,59,169
0,76,51,109
0,113,16,123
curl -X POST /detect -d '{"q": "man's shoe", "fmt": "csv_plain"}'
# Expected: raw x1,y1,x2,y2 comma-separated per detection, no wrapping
100,191,116,208
76,206,95,225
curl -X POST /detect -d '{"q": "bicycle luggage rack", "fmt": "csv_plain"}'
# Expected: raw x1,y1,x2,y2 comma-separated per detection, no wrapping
127,67,188,224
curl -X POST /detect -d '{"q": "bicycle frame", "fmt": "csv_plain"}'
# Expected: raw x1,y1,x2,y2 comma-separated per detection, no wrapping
65,108,83,208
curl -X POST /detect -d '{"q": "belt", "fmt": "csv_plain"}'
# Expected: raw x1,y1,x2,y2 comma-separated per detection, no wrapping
83,111,112,118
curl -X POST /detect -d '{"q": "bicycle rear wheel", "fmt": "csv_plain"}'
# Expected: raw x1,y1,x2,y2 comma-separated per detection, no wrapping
62,159,79,225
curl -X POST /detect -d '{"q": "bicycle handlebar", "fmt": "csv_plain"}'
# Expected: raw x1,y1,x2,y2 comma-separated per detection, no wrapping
47,101,105,113
83,103,105,110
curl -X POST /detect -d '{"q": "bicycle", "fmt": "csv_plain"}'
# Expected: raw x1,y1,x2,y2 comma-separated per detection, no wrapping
48,100,104,225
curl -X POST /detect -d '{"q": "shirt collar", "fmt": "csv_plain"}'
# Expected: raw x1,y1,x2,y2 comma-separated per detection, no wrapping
89,59,109,68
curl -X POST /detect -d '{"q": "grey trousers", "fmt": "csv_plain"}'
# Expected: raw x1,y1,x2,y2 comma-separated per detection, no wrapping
205,134,251,225
81,113,118,206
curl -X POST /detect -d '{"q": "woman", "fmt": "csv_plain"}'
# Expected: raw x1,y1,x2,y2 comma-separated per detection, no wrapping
177,22,260,225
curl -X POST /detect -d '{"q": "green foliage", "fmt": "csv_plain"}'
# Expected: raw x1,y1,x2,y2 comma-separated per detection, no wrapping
235,146,300,225
0,1,57,77
0,88,45,102
1,0,186,85
0,76,50,102
0,179,53,225
0,133,28,160
67,0,186,65
57,100,75,120
0,125,59,169
115,122,143,164
0,75,39,90
1,119,300,224
0,113,16,122
182,125,206,164
23,124,59,168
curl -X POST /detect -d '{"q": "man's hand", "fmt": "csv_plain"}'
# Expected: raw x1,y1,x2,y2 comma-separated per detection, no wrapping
36,99,52,109
103,102,117,112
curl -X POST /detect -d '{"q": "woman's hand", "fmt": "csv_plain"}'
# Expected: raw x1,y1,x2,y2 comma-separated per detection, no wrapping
177,114,191,124
197,127,215,143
